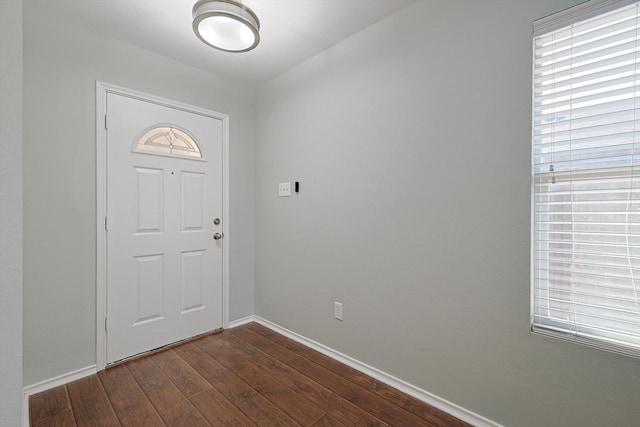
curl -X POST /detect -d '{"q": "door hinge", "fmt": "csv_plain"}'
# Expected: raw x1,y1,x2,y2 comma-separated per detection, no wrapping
104,114,107,129
104,216,108,231
105,317,108,332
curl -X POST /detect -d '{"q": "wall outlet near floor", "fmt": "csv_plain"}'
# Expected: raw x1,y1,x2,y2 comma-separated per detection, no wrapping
278,182,291,197
334,302,343,321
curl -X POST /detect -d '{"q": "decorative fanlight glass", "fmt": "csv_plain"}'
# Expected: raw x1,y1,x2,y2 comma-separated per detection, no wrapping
135,126,202,158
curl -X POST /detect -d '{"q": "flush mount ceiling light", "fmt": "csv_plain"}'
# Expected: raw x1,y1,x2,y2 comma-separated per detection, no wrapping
192,0,260,53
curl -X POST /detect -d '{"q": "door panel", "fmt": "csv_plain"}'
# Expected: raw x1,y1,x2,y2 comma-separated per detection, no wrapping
181,250,205,312
134,167,164,233
106,93,223,364
181,172,205,231
134,254,164,323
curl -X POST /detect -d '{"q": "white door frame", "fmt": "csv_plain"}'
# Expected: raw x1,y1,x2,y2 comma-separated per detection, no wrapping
95,81,230,371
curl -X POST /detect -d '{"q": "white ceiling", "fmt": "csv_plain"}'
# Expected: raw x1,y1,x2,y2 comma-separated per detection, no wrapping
27,0,417,86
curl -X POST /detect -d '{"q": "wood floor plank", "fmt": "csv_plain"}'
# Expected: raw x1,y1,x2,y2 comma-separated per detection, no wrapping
214,333,324,393
230,325,300,362
145,382,211,427
66,376,121,427
287,356,433,427
196,335,289,394
239,325,339,369
98,365,164,427
32,409,77,427
263,390,326,426
215,332,387,427
309,414,347,427
126,355,171,393
242,321,279,337
173,341,256,404
242,324,312,353
190,387,255,426
197,335,326,425
321,393,388,427
29,385,71,425
151,349,212,398
213,333,327,395
330,363,469,427
294,347,341,370
236,393,300,426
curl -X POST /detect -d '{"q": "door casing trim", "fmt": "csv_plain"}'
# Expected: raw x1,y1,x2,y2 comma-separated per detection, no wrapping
95,81,230,371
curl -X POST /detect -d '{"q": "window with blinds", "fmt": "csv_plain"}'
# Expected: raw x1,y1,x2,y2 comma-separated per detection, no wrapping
532,1,640,357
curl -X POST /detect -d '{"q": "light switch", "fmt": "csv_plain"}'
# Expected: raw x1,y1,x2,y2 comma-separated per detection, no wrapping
278,182,291,197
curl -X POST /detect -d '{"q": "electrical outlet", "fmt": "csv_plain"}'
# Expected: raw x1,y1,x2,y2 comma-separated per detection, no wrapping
278,182,291,197
334,302,343,321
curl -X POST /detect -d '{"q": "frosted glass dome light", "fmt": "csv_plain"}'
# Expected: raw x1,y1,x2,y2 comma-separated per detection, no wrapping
193,0,260,53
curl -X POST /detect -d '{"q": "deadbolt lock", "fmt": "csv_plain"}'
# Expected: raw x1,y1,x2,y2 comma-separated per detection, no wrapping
213,218,221,225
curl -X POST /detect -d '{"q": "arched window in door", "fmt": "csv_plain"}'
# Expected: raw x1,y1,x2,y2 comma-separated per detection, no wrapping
134,125,202,159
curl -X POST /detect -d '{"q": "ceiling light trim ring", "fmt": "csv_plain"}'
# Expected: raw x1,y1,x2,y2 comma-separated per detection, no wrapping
192,0,260,53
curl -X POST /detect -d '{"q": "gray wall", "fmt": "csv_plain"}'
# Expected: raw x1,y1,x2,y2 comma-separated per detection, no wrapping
0,1,23,424
23,5,255,385
255,1,640,426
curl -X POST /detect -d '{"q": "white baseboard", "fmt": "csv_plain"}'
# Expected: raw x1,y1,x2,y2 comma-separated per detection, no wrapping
22,364,97,427
228,315,256,328
238,316,501,427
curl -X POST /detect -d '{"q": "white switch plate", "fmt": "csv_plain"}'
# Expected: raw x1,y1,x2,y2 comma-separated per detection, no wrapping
279,182,291,197
334,302,343,321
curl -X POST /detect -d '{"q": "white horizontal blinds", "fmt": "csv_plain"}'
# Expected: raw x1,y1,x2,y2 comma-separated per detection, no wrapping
533,1,640,355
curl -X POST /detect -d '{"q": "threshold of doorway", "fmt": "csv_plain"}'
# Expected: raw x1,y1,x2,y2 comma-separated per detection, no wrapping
106,328,224,369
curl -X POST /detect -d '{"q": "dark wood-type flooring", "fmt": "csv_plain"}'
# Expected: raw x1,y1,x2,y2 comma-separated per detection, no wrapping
29,322,470,426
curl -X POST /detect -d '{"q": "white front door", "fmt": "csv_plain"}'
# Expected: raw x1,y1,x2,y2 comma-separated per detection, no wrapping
106,93,223,364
